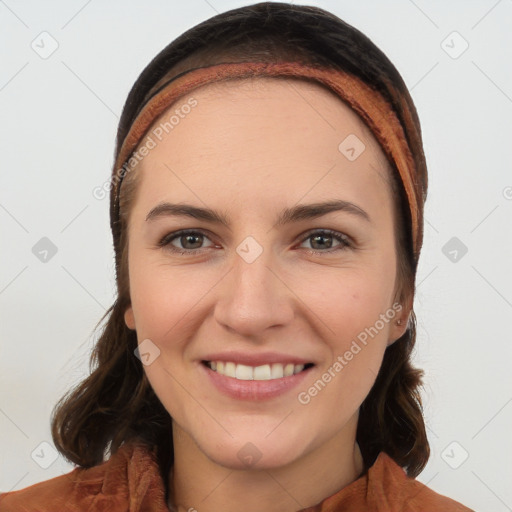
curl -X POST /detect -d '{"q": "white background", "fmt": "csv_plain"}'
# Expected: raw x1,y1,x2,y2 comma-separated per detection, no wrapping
1,1,511,510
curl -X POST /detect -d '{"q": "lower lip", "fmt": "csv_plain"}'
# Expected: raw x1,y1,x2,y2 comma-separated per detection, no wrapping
201,363,313,401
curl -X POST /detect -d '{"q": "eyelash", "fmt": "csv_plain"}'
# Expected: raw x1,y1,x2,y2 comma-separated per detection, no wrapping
157,228,353,256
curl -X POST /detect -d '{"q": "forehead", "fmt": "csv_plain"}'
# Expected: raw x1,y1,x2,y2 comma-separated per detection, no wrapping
132,75,394,211
196,75,370,132
150,76,389,166
196,76,378,139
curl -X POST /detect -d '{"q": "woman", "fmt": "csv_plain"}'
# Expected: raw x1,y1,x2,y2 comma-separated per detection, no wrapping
0,2,474,511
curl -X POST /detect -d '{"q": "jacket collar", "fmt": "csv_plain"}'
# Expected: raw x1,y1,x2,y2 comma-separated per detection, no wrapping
69,439,404,511
70,438,170,511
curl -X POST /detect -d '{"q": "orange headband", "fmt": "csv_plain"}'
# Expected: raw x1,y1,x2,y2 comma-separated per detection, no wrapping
110,61,421,260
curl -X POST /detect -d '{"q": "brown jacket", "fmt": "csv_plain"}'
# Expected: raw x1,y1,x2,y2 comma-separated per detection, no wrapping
0,439,474,511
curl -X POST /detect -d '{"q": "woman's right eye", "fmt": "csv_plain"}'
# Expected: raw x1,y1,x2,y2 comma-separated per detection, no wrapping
158,230,215,255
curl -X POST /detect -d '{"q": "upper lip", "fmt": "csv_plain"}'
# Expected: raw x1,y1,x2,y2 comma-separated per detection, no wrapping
201,351,314,367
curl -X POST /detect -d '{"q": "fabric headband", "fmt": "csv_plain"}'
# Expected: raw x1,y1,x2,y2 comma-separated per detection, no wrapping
110,60,422,263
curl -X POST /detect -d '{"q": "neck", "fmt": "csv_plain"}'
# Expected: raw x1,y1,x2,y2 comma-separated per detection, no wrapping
169,416,365,512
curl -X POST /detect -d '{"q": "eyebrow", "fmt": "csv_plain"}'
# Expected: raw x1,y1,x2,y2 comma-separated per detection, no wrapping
145,199,371,227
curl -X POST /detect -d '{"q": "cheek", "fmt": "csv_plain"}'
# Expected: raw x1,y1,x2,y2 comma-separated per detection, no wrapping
296,275,393,419
294,258,395,392
292,261,396,342
128,251,212,340
128,259,205,417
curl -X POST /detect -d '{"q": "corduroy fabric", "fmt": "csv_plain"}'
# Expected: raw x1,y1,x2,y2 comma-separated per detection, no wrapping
0,438,474,511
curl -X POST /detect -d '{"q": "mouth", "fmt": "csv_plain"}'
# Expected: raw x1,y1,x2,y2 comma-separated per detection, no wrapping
202,360,315,380
199,352,316,400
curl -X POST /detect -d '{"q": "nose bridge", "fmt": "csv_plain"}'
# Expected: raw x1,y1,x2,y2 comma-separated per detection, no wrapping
214,239,294,336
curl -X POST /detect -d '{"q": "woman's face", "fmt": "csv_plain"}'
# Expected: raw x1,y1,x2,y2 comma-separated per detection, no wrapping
124,77,409,470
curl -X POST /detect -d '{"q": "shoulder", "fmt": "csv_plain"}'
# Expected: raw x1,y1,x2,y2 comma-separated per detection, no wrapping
0,466,99,511
366,452,475,512
0,439,158,511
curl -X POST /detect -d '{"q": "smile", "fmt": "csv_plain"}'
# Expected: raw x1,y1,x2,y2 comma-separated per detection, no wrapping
204,361,314,380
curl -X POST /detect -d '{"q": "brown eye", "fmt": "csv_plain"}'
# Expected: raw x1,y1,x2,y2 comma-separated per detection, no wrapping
158,230,215,254
299,230,351,253
176,233,204,250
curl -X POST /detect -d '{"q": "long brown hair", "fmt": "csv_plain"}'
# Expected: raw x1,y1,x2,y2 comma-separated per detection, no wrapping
51,1,429,491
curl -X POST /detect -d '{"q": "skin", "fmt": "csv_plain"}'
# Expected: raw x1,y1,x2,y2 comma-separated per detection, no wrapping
123,77,411,512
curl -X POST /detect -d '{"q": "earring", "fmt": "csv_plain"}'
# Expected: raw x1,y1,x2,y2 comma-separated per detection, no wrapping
396,318,402,325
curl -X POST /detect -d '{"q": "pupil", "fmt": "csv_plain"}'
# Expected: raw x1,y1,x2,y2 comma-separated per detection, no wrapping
312,234,331,249
183,234,202,249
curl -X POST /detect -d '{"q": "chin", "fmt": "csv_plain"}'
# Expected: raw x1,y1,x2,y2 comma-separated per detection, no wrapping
200,436,303,471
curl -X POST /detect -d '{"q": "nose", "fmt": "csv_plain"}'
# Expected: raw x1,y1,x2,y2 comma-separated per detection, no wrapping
213,247,295,338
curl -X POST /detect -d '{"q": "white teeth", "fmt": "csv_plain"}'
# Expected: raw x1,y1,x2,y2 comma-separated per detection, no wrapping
271,363,284,379
224,362,236,378
208,361,309,380
235,363,253,380
284,363,294,377
253,364,271,380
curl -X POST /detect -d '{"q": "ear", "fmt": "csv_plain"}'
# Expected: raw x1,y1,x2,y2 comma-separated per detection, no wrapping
387,293,413,347
124,305,136,330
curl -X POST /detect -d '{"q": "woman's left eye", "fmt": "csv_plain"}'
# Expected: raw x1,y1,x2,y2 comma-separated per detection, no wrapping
298,229,351,253
158,229,351,255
